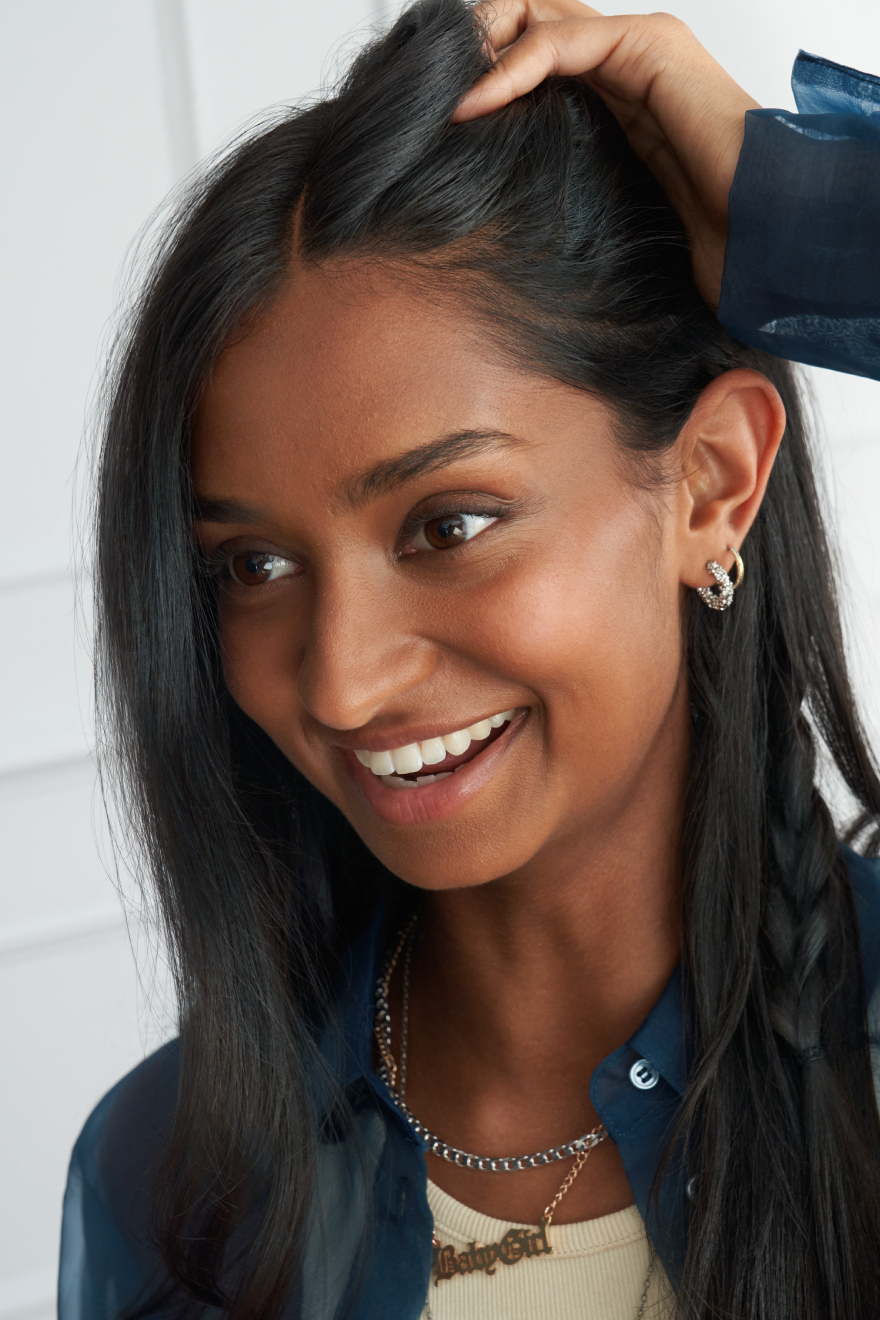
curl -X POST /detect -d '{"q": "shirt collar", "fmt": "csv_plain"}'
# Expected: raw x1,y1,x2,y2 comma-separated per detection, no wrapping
331,903,687,1088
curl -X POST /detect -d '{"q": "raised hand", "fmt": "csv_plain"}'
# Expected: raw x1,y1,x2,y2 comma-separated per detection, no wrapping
453,1,759,308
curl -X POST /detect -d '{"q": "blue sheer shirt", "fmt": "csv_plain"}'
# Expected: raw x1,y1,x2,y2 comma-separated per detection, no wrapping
59,849,880,1319
719,51,880,380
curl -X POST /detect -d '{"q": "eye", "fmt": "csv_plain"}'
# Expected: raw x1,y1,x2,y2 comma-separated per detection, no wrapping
408,512,498,552
227,551,299,586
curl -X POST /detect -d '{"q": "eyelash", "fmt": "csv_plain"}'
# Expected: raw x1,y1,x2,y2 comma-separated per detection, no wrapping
398,502,510,556
203,548,295,586
204,500,510,587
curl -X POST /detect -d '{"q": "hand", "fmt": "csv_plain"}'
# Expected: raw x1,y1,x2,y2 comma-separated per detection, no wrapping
453,2,760,310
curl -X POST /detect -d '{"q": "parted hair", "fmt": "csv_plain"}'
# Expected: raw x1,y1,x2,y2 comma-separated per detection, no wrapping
97,1,880,1315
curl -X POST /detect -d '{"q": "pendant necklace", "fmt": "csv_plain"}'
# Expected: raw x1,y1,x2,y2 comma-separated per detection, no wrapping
375,917,621,1286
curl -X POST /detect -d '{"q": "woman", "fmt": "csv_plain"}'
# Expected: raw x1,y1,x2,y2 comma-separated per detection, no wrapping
60,1,880,1317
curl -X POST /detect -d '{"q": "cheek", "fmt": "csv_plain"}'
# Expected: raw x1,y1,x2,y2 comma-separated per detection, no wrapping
218,600,303,734
463,503,684,769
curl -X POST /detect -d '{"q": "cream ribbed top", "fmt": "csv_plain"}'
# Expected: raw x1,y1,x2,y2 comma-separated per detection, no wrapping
420,1179,673,1319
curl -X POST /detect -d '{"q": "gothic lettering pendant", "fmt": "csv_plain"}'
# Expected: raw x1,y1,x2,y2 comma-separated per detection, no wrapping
431,1218,552,1285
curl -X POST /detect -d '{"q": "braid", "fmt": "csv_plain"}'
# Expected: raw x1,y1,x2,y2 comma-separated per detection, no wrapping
763,693,871,1312
672,359,880,1318
764,710,840,1062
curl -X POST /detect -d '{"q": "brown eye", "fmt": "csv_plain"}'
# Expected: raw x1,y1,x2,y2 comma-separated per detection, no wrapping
413,512,497,552
228,552,297,586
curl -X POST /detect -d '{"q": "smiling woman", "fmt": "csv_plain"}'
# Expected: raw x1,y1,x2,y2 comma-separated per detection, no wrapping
60,2,880,1319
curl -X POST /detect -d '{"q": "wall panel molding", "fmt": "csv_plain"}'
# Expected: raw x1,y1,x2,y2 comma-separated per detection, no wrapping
153,0,199,177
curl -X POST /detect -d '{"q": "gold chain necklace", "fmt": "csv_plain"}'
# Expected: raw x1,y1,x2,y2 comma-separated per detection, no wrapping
374,917,611,1286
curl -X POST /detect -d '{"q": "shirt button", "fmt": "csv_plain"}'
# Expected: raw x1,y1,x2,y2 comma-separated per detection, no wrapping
629,1058,660,1090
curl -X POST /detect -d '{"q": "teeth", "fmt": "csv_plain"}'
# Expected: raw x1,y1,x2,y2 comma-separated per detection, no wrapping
369,750,395,776
443,727,471,756
468,718,492,741
391,743,423,775
420,737,447,765
380,772,454,790
356,709,517,776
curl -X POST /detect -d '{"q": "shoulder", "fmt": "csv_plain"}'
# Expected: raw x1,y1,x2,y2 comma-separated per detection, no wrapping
843,845,880,999
843,847,880,1119
60,1040,180,1319
76,1037,179,1220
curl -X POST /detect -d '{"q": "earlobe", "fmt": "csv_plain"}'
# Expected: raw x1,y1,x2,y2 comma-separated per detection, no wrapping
696,546,745,611
678,369,785,590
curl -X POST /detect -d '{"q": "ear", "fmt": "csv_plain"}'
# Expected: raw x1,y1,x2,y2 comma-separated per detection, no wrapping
675,369,785,589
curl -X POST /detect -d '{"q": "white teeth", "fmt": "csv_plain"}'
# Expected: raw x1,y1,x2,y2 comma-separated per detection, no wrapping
468,718,492,741
380,771,454,790
443,728,471,756
495,708,515,726
380,774,419,790
391,743,423,775
369,750,395,776
356,708,517,775
420,736,447,765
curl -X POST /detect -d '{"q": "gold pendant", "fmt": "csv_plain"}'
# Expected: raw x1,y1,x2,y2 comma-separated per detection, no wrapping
431,1219,552,1285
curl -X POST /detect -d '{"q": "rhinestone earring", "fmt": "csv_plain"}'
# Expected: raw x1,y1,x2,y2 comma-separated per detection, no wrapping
696,546,744,611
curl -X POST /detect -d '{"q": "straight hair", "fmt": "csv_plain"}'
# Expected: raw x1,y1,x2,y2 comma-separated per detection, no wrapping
96,1,880,1314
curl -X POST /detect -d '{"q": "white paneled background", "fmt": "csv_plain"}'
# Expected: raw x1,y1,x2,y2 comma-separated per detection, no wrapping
0,2,877,1318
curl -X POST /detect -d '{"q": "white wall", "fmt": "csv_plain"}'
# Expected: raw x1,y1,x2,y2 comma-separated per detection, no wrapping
0,2,877,1317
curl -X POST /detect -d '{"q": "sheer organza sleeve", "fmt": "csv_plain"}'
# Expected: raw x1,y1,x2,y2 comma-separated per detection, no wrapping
58,1097,150,1318
718,52,880,381
58,1044,179,1319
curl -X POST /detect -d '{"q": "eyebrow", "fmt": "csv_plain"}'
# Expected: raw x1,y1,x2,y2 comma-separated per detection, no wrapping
192,428,526,524
192,496,263,524
344,429,525,507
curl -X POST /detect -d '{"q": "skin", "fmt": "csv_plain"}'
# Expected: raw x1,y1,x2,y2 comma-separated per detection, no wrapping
454,1,760,309
192,261,783,1224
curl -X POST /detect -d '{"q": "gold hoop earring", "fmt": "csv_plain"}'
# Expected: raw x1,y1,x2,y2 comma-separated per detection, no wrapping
696,546,744,612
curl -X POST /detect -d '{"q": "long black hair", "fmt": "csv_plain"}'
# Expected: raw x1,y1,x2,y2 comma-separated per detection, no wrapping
96,1,880,1315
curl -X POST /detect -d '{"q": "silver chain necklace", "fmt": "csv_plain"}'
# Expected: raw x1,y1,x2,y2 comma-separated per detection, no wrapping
375,916,609,1171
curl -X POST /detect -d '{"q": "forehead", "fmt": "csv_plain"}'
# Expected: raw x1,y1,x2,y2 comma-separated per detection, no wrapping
190,261,620,514
193,263,516,483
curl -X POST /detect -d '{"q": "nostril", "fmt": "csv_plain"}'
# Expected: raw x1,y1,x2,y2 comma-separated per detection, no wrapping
296,629,437,733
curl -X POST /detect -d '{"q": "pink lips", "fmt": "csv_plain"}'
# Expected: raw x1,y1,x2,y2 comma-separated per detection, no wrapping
346,710,525,825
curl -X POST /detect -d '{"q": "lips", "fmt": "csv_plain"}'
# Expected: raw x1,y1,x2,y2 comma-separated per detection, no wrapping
376,717,513,788
345,708,526,826
353,709,516,779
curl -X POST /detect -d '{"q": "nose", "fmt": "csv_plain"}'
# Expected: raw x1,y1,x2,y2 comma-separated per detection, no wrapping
296,564,435,730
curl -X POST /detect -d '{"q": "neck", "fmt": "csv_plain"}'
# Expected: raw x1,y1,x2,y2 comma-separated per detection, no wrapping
398,691,689,1223
416,718,685,1074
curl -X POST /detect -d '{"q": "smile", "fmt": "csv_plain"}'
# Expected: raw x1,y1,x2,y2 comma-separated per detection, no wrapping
353,709,516,790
